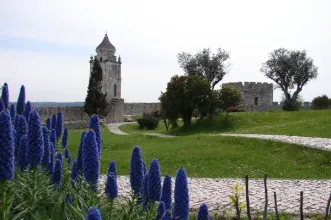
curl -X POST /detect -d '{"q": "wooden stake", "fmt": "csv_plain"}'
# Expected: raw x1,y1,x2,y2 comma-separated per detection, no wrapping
245,175,252,220
300,191,304,220
263,174,268,220
274,192,279,220
324,193,331,220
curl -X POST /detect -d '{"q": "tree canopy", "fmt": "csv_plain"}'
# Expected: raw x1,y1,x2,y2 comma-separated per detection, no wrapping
177,48,230,90
261,48,318,111
84,58,109,116
218,85,242,122
159,75,211,127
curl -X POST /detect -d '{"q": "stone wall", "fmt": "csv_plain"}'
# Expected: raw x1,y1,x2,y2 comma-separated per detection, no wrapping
37,106,89,123
36,100,313,126
124,103,161,116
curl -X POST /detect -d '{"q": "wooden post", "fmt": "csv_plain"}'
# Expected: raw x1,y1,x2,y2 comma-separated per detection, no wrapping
300,191,304,220
324,193,331,220
263,174,268,220
245,175,252,220
274,192,279,220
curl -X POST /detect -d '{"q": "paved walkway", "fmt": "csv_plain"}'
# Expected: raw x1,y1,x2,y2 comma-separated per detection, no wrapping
218,134,331,151
106,122,135,135
100,175,331,214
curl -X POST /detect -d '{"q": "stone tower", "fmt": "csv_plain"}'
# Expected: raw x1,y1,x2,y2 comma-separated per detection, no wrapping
89,34,124,123
89,33,122,103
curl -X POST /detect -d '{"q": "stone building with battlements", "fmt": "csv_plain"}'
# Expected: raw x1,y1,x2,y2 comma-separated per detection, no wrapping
222,82,273,107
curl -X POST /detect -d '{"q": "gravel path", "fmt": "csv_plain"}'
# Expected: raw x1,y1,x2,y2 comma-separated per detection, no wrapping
106,122,134,135
218,134,331,151
106,122,175,138
101,175,331,214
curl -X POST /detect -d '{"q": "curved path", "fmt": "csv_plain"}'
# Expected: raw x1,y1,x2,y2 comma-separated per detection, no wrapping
100,175,331,214
106,122,175,138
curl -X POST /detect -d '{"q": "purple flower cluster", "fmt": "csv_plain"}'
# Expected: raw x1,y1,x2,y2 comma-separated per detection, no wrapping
24,101,32,121
105,172,118,199
41,126,50,167
62,128,68,148
148,159,161,202
130,146,144,195
77,131,87,175
15,116,27,164
88,115,102,157
83,130,100,190
51,114,57,131
18,135,28,171
173,168,189,220
16,85,25,115
46,118,52,131
1,83,9,109
56,112,63,139
52,159,62,188
27,110,44,168
0,111,15,181
86,207,102,220
107,160,117,177
0,99,4,112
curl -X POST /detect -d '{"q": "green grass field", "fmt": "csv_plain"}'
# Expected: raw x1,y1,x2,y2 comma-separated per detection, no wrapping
67,124,331,179
121,110,331,138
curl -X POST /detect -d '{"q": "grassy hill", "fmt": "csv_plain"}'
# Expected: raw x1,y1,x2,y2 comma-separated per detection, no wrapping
121,110,331,138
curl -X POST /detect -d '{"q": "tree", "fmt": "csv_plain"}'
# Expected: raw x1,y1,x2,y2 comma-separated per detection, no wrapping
261,48,318,111
159,92,179,130
177,48,230,91
159,75,211,127
311,95,330,110
84,58,109,116
219,85,242,123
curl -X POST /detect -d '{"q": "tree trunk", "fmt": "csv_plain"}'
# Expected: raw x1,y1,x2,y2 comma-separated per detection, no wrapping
225,111,229,124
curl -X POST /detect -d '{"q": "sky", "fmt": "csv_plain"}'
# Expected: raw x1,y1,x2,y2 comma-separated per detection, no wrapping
0,0,330,103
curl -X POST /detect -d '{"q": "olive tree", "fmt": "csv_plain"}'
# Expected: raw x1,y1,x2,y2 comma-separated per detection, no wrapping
261,48,318,111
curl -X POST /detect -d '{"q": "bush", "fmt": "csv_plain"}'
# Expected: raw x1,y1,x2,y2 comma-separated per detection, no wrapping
137,118,145,129
312,95,330,110
137,116,159,130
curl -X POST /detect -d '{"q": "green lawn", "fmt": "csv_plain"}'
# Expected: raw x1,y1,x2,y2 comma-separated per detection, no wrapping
67,125,331,179
121,110,331,138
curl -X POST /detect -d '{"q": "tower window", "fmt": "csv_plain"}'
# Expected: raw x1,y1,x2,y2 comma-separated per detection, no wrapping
100,57,102,61
113,84,117,97
254,97,259,106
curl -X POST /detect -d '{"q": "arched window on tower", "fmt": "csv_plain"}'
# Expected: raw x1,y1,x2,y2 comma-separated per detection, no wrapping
113,84,117,97
100,57,102,61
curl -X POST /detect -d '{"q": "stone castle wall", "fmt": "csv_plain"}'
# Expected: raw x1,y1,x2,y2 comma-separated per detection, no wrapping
36,102,162,127
124,103,161,115
36,100,312,127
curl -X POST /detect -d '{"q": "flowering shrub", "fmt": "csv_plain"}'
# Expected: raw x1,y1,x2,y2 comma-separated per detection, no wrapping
137,116,159,130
